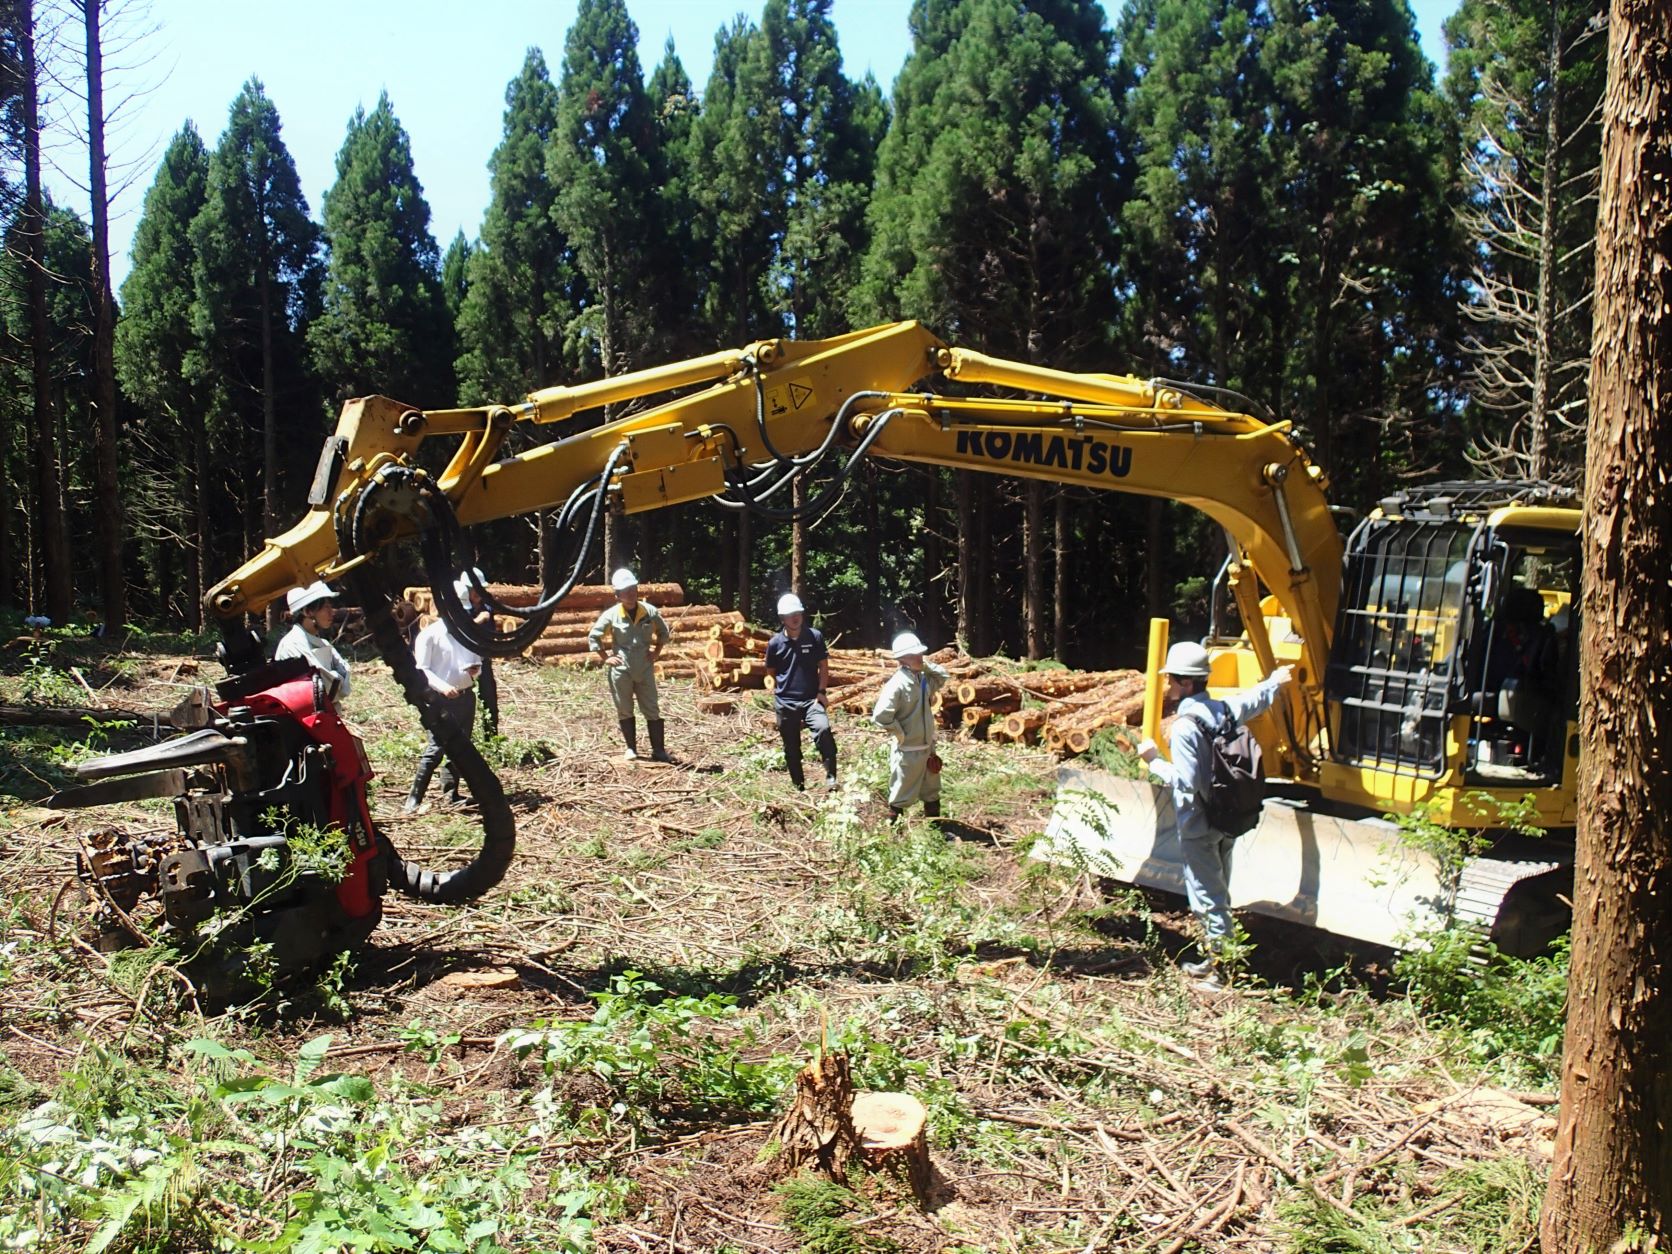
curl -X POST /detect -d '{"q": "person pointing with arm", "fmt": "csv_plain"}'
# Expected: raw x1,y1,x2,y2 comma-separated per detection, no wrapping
1137,642,1293,988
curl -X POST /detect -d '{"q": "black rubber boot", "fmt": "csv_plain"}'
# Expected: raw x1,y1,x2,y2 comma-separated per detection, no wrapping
889,806,904,824
648,719,672,762
619,719,638,760
820,754,838,789
923,800,941,821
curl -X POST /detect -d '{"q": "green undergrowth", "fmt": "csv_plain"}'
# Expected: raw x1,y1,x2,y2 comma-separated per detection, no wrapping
0,1034,624,1252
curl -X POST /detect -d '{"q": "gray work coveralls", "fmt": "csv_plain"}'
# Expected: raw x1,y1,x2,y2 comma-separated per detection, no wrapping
871,661,949,807
588,601,671,720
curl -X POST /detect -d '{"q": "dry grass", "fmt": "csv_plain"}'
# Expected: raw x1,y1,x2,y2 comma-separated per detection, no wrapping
0,632,1554,1253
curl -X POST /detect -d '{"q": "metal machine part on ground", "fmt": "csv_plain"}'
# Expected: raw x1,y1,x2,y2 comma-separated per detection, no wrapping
49,322,1581,979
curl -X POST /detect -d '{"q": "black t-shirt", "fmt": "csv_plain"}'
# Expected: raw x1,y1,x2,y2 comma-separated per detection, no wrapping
765,626,828,701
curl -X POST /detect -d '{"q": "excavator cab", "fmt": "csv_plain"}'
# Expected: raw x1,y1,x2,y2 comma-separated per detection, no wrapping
1321,482,1581,825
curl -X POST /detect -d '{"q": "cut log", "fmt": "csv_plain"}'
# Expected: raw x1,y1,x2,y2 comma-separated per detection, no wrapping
851,1091,932,1204
405,581,687,615
0,703,153,729
696,696,738,716
954,677,1022,707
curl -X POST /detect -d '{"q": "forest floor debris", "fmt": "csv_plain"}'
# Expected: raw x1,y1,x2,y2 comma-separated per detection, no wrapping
0,630,1562,1252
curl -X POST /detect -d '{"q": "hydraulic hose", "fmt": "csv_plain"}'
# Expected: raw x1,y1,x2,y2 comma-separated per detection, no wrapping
346,561,515,904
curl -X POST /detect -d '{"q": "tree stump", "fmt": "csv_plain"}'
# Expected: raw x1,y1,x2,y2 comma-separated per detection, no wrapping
851,1091,931,1202
770,1051,862,1181
769,1052,933,1206
696,696,738,716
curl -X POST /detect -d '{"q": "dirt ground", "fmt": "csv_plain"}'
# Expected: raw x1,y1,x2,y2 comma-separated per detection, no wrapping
0,633,1555,1252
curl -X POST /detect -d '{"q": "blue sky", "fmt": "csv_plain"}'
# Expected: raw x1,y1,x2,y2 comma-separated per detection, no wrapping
60,0,1459,289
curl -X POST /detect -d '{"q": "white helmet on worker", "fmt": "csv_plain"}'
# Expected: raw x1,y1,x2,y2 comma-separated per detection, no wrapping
1161,641,1212,678
286,581,335,616
610,568,639,592
777,593,805,617
891,631,927,659
453,569,484,604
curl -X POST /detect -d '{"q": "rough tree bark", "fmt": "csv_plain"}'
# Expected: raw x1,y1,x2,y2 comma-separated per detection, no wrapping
791,477,806,592
1538,2,1672,1247
1023,480,1044,660
1053,490,1068,661
955,470,975,652
20,0,72,624
84,0,125,629
1526,0,1565,482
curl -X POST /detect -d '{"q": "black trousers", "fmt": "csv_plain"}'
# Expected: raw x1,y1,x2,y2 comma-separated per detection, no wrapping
411,688,476,800
776,698,836,784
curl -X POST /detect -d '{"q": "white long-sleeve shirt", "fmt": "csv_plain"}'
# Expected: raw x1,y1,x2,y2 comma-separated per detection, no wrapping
274,624,352,701
1146,674,1284,840
414,619,482,694
871,662,950,750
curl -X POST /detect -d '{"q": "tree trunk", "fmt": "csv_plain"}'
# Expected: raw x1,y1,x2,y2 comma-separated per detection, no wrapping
791,476,806,593
1053,490,1068,661
1145,498,1165,621
1023,480,1044,660
973,478,991,656
185,451,204,629
955,470,975,652
923,470,943,644
737,506,752,623
21,0,72,625
1539,3,1672,1247
862,466,880,641
85,0,125,629
1527,0,1565,482
720,514,737,611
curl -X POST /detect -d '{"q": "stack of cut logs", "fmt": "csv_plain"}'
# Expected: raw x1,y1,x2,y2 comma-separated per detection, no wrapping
823,650,1149,758
400,585,1148,758
401,583,742,682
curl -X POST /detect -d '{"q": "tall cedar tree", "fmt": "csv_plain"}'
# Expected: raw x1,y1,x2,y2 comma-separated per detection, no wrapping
457,49,572,404
3,204,96,612
115,125,211,626
548,0,660,574
688,17,777,346
757,0,884,597
1446,0,1607,483
440,232,471,329
310,92,453,410
0,10,20,601
1117,0,1268,388
858,0,1120,658
1539,0,1672,1244
645,38,702,362
192,79,320,555
81,0,124,628
16,0,71,621
1259,0,1460,496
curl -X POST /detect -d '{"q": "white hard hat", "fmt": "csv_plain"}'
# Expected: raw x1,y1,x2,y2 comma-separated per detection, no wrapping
610,568,639,592
777,593,805,617
453,572,478,603
891,631,927,659
1161,641,1212,678
287,581,335,615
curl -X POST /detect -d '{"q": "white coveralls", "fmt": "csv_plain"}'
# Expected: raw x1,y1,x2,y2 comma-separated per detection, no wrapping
870,661,949,807
273,624,352,700
587,601,671,720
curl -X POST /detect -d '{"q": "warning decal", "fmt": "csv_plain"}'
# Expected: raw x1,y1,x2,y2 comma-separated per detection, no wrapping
764,376,818,418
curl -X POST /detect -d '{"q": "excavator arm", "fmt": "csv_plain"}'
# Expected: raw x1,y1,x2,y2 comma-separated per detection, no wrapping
208,321,1340,774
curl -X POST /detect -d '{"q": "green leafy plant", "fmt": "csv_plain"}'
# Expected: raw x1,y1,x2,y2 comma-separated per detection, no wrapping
1395,929,1569,1084
776,1177,899,1254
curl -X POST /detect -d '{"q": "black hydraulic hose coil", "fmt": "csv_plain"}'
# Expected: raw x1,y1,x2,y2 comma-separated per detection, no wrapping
346,559,515,904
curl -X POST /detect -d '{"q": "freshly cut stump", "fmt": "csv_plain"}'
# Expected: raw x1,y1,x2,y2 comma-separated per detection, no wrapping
768,1052,933,1206
852,1091,931,1203
696,696,738,715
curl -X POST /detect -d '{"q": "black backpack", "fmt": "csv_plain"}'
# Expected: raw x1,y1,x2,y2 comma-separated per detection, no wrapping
1183,707,1266,837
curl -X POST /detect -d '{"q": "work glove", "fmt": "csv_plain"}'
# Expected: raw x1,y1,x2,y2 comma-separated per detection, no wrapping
1137,738,1160,763
1270,664,1295,687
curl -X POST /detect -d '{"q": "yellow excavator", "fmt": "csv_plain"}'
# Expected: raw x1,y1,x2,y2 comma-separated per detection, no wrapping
48,321,1578,981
